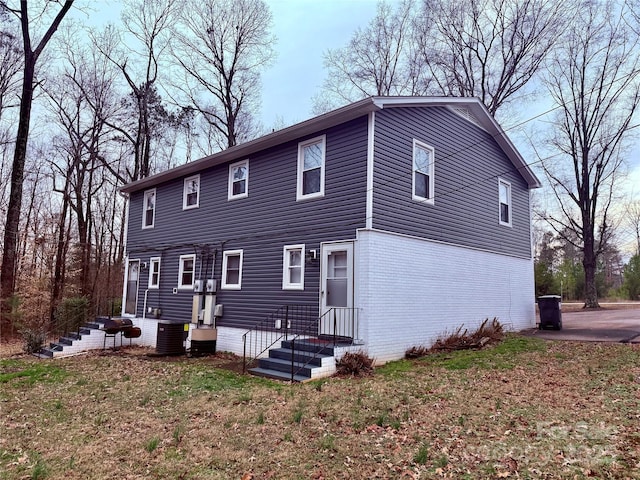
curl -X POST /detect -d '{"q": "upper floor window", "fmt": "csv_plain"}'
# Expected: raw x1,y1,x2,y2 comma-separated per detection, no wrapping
222,250,243,290
142,189,156,228
282,244,305,290
149,257,161,288
228,160,249,200
412,140,435,204
297,135,326,201
178,254,196,289
183,175,200,209
499,179,512,227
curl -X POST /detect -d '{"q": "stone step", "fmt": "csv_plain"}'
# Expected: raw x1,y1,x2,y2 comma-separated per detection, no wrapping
281,339,336,356
35,349,54,358
269,347,329,366
248,367,310,383
257,357,313,378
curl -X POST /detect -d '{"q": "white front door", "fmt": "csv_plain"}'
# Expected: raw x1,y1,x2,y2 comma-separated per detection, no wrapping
320,242,354,337
124,259,140,315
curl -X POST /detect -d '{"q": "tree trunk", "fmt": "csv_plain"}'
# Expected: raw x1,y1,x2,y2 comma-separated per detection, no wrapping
0,53,35,326
582,226,600,309
50,194,70,324
583,260,599,308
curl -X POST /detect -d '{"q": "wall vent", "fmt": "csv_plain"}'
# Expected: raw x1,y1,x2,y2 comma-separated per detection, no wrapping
451,107,483,129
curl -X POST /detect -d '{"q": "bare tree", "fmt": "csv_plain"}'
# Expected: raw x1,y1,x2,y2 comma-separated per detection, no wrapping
0,15,21,229
171,0,275,150
539,0,640,308
626,201,640,255
0,10,21,121
92,0,179,182
415,0,565,116
314,0,421,113
0,0,74,329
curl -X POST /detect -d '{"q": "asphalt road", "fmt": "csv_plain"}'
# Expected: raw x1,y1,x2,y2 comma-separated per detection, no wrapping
523,305,640,343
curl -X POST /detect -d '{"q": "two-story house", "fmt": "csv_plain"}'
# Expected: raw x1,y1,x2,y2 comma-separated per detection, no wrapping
119,96,540,378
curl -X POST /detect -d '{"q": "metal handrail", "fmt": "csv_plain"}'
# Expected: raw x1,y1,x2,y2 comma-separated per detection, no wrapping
242,304,318,374
289,307,359,381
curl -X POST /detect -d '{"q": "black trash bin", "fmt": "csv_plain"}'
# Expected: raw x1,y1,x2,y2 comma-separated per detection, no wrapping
538,295,562,330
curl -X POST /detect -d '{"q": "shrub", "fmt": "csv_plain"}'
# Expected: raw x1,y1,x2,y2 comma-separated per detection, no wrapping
335,351,374,377
11,295,47,354
20,325,47,354
405,317,505,359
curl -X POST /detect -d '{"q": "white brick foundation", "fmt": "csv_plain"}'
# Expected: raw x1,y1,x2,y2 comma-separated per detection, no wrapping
354,229,536,364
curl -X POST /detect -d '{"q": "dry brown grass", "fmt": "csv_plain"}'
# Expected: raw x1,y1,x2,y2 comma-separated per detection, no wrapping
1,338,640,479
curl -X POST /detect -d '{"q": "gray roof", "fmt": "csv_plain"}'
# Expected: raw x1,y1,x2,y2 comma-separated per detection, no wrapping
120,96,541,194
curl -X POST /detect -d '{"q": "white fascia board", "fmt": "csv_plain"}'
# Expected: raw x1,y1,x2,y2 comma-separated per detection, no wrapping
121,98,380,194
121,96,541,193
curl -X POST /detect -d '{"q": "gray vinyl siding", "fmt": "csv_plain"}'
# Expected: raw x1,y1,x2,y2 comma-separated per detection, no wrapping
372,106,532,258
125,117,369,328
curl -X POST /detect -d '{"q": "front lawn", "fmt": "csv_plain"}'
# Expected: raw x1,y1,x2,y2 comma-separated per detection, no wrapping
1,336,639,479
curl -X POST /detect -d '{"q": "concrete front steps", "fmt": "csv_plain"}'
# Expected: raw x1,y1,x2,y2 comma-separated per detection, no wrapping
36,317,121,358
248,338,341,382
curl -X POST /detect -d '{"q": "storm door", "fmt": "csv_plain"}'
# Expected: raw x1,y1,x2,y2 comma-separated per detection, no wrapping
320,242,354,337
124,259,140,315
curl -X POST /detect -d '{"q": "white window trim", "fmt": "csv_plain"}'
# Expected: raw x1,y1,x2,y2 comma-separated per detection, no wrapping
142,189,156,229
412,139,435,205
296,135,326,201
222,250,243,290
148,257,161,289
183,174,200,210
178,254,196,290
499,178,512,227
282,244,305,290
228,159,249,200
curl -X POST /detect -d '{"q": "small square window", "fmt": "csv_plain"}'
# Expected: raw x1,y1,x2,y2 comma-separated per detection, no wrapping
142,189,156,228
228,160,249,200
282,244,305,290
412,140,434,204
499,179,512,227
178,254,196,289
149,257,161,288
222,250,243,290
183,175,200,209
297,135,326,201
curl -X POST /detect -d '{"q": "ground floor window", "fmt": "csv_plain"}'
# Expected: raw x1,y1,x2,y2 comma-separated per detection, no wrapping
222,250,243,289
149,257,161,288
178,254,196,289
283,244,305,290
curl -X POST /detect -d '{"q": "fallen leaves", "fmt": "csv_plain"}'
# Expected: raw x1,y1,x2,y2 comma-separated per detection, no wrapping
1,341,639,479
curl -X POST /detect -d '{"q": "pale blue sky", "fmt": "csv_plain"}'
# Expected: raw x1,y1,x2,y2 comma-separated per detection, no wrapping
260,0,378,127
78,0,378,127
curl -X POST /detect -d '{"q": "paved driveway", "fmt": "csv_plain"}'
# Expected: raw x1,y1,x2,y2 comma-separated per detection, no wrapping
523,305,640,343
